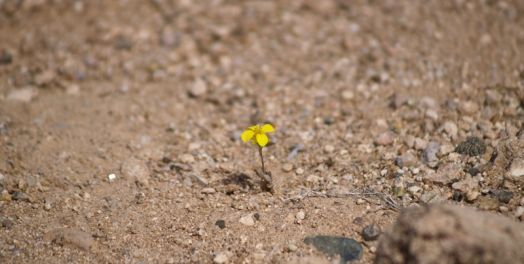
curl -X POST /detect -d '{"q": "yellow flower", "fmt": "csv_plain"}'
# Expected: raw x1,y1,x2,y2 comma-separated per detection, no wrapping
241,123,275,148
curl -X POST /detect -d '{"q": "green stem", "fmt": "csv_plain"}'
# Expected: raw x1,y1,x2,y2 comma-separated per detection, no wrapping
258,147,265,174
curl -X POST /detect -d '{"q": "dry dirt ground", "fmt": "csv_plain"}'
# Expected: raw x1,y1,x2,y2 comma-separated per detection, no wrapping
1,0,524,263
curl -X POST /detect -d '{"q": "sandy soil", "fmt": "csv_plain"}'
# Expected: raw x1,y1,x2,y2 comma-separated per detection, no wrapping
1,0,523,263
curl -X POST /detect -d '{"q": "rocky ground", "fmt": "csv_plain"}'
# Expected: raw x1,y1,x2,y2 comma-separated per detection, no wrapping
0,0,523,263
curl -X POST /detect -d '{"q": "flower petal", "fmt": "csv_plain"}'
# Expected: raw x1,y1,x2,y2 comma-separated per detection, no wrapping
241,129,255,142
256,133,269,147
261,124,275,133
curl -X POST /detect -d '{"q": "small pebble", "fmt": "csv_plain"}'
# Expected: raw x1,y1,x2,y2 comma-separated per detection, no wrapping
509,158,524,178
2,218,14,229
0,49,13,64
342,90,354,100
239,214,255,226
189,78,207,98
295,211,306,222
295,168,304,175
414,138,428,150
459,101,479,115
514,207,524,218
356,198,365,205
288,243,298,252
422,141,440,166
213,252,230,264
362,224,381,241
466,190,480,202
108,173,117,183
0,190,11,201
496,190,513,204
215,220,226,229
180,154,195,163
7,87,38,102
374,131,394,146
201,188,216,194
282,163,293,172
12,191,29,202
395,152,416,167
114,35,133,50
369,246,377,253
324,145,335,153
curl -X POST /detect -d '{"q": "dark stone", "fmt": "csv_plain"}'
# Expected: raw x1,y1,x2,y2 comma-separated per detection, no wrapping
467,167,480,176
495,190,513,204
253,212,260,221
455,137,486,156
0,50,13,65
2,218,14,229
452,191,464,202
323,116,335,125
362,224,382,241
215,220,226,229
12,191,29,202
114,35,133,50
352,217,364,225
304,235,363,263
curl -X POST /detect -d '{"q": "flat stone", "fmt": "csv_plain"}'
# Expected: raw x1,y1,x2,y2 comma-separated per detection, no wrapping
324,145,335,153
424,163,461,185
304,235,363,262
201,187,216,194
34,70,55,86
7,87,38,102
239,214,255,226
478,196,499,210
420,190,446,204
213,251,230,264
451,177,479,193
44,228,94,251
11,191,30,202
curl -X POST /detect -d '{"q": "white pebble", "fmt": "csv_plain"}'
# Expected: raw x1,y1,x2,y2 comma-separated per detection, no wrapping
108,173,117,183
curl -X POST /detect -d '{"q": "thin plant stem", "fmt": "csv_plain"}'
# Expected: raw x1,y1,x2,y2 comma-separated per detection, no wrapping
258,147,265,174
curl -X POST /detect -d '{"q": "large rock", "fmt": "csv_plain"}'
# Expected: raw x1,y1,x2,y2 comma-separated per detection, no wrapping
375,204,524,264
